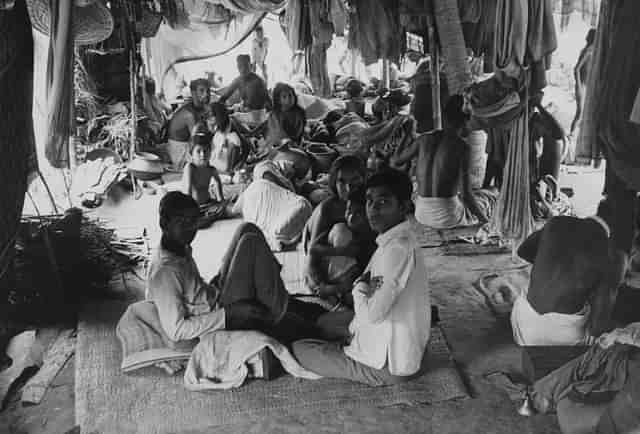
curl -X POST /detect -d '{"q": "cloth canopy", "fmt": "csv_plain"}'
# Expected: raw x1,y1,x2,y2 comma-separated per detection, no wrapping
143,0,286,99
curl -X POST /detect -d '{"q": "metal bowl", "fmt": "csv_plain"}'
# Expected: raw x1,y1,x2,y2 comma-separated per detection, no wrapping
128,152,164,180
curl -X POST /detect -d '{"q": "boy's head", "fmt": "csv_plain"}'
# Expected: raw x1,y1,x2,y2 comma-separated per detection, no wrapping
159,191,200,246
345,186,369,233
365,169,413,234
255,25,264,38
190,122,212,166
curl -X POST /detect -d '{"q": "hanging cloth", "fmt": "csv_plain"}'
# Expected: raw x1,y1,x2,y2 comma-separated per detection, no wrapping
494,0,528,77
526,0,557,66
349,0,401,65
284,0,311,51
490,108,534,244
44,0,74,169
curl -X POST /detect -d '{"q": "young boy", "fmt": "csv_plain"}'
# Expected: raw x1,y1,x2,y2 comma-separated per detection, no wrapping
293,169,431,386
182,123,227,228
344,79,365,118
147,192,326,374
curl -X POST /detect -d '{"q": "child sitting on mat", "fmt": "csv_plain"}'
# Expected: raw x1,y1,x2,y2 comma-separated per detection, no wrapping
182,123,229,228
293,169,431,386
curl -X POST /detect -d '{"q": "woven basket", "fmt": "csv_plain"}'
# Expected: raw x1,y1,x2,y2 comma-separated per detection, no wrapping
139,6,163,38
25,0,113,46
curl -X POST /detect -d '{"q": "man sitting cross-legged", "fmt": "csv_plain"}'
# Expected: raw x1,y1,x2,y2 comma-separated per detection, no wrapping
511,199,628,346
392,95,497,229
293,169,430,386
146,192,327,373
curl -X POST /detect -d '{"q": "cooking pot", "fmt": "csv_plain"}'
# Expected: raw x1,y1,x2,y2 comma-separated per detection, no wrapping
128,152,164,181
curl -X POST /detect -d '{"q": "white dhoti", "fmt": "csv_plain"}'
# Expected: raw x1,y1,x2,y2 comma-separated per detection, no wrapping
414,190,498,229
510,295,590,346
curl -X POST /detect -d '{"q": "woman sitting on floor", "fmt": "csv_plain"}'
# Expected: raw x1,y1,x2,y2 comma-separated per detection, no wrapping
303,156,367,296
264,83,307,151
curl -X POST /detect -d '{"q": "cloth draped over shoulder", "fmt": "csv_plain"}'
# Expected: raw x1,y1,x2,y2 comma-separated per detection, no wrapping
576,0,640,190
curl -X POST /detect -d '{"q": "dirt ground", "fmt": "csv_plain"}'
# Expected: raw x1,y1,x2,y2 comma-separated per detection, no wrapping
0,165,604,434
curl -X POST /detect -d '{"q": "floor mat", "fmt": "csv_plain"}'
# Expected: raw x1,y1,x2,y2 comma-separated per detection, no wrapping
75,300,468,434
473,266,531,319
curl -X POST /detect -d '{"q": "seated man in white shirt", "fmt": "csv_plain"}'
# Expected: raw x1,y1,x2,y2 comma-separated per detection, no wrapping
146,192,326,356
292,169,431,386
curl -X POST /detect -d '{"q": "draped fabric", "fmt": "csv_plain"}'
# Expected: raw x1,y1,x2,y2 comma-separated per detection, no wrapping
490,111,534,243
577,0,640,190
44,0,74,169
145,0,285,98
494,0,528,76
0,0,35,295
348,0,401,66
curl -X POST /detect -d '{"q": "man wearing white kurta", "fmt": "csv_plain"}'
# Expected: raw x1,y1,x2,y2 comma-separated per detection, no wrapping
293,170,430,386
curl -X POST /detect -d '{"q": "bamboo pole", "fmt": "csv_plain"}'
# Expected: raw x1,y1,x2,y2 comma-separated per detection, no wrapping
427,12,442,130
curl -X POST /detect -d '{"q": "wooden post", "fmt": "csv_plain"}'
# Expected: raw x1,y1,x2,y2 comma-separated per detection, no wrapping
129,46,137,160
382,58,390,89
427,12,442,130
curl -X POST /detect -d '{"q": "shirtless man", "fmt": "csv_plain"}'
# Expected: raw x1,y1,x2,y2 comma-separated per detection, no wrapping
570,29,596,136
166,78,210,169
392,95,495,229
218,54,272,112
511,200,627,346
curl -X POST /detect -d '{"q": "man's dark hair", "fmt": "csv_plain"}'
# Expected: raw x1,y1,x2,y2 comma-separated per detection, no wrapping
586,28,596,45
237,54,251,65
346,185,367,206
366,168,413,203
189,78,210,92
328,155,367,195
159,191,198,230
443,94,468,128
255,25,263,32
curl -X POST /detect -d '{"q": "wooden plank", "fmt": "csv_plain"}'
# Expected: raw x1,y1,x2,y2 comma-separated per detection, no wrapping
21,328,76,405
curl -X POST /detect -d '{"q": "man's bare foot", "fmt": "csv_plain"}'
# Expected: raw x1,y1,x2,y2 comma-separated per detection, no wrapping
155,360,186,375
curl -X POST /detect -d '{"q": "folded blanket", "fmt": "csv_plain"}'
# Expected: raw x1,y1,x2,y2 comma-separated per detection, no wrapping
117,301,197,372
185,330,321,390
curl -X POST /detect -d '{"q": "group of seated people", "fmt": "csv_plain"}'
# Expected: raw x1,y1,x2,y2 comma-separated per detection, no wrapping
149,167,430,386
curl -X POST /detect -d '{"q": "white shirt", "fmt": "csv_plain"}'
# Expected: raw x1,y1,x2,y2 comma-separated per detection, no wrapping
146,245,225,342
344,220,430,376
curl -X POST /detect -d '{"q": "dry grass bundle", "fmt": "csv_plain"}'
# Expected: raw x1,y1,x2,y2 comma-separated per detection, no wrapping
7,209,150,326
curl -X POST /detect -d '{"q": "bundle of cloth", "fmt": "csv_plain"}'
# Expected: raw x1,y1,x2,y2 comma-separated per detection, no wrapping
117,300,320,389
529,322,640,434
71,154,129,208
231,160,312,251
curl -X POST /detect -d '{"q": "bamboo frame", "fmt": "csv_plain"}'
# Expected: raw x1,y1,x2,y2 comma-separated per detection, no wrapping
427,10,442,130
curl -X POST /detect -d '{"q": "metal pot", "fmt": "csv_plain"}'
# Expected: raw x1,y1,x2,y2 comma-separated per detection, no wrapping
128,152,164,181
